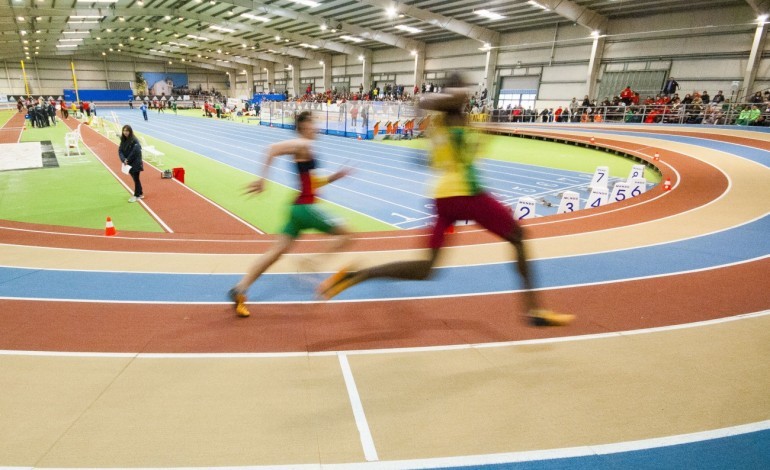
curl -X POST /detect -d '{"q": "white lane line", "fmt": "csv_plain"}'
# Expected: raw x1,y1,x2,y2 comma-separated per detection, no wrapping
338,352,379,462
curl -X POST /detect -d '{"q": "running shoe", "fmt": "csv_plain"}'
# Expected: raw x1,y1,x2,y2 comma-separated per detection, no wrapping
527,309,575,327
128,196,138,203
317,267,357,300
228,288,250,317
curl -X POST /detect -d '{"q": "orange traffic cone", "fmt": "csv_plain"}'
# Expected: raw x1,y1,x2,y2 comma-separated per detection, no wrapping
590,137,595,144
663,177,672,191
105,216,117,236
653,152,660,161
357,135,362,140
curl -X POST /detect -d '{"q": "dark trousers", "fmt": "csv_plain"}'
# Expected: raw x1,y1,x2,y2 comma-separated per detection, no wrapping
130,171,143,197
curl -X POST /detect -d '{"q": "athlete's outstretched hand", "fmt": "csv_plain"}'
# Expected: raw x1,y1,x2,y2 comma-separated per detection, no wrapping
245,178,265,195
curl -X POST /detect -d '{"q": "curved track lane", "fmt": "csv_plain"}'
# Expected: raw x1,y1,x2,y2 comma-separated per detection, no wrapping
0,122,768,469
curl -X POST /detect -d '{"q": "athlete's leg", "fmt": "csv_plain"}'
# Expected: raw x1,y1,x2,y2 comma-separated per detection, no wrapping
235,234,295,293
228,234,295,317
471,194,573,326
317,204,453,299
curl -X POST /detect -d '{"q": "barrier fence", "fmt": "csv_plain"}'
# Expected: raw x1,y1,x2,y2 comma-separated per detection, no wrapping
258,100,418,139
483,102,770,126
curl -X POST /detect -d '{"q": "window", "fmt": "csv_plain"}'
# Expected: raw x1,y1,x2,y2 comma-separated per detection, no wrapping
498,89,537,110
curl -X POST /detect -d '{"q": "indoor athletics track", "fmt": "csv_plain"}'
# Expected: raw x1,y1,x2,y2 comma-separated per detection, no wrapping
0,112,768,469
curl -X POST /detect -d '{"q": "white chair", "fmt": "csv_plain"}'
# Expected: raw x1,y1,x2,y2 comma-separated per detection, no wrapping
138,135,164,166
64,124,82,156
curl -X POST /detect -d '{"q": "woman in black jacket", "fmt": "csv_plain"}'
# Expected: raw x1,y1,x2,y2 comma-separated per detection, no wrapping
119,125,144,202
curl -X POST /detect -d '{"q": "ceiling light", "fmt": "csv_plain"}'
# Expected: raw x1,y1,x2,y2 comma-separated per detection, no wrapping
61,38,84,42
20,30,27,35
358,55,364,61
759,14,769,22
17,16,25,21
57,44,78,48
395,25,422,34
479,43,491,51
164,16,171,20
241,13,270,22
137,0,144,5
75,0,119,3
288,0,320,7
331,28,337,33
63,31,90,34
320,24,327,31
319,60,324,65
102,52,106,55
210,25,236,33
476,9,506,20
275,35,281,41
386,7,397,18
410,50,417,56
70,16,102,19
341,35,364,43
526,1,550,11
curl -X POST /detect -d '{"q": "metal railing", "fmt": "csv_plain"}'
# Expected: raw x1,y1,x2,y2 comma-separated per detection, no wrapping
483,102,770,126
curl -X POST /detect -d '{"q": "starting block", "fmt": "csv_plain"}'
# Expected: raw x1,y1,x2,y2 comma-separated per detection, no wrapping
610,181,632,203
629,177,647,196
627,164,645,182
514,197,537,220
557,191,581,214
589,166,609,190
585,186,609,209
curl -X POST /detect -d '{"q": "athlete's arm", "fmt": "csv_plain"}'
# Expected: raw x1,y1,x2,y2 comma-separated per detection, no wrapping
245,138,305,194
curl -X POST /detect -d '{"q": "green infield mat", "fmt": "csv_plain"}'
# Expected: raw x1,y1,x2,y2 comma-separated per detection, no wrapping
0,121,164,231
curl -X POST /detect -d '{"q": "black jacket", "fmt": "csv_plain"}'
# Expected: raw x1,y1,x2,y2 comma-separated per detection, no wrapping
119,136,143,172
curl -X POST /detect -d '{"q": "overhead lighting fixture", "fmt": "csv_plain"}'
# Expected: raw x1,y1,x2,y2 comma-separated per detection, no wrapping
75,0,119,3
187,34,209,41
526,1,550,11
386,6,397,18
63,31,90,34
241,13,270,22
299,43,319,49
60,38,84,42
395,25,422,34
358,54,364,61
56,44,78,48
759,14,769,22
70,15,102,19
17,16,25,21
288,0,320,7
320,24,327,31
164,15,171,20
210,25,236,33
476,9,506,20
479,42,491,51
68,20,100,24
341,35,364,43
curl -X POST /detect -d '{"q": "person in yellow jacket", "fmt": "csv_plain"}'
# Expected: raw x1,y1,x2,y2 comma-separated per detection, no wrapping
317,74,574,327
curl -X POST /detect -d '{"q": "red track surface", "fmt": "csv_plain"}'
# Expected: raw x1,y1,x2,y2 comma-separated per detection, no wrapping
0,112,26,143
2,118,767,353
1,259,766,353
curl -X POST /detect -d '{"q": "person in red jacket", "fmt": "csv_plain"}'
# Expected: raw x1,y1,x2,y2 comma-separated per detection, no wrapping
620,86,634,106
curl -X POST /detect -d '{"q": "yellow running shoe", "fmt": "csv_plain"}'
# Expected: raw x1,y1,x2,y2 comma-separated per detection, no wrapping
527,309,574,327
228,288,250,318
317,267,357,300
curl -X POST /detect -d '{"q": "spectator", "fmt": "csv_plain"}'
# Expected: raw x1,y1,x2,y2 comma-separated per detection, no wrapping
701,91,710,104
662,76,679,96
712,90,725,104
620,85,634,105
750,92,764,104
568,97,579,121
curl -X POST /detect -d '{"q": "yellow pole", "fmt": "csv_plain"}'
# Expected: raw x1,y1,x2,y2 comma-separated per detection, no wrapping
20,60,30,98
70,61,80,105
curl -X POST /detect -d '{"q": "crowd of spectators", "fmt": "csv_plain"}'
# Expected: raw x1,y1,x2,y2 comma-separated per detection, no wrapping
487,78,770,127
